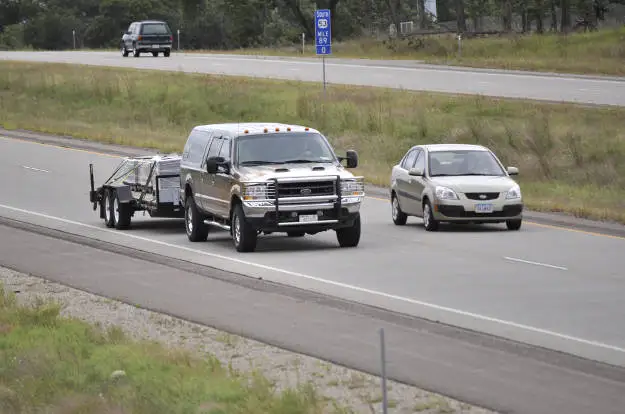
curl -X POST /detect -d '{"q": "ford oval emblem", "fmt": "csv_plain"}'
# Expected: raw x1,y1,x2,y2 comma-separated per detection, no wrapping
300,188,312,195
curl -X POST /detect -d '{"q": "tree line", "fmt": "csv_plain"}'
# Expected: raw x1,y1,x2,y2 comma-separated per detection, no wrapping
0,0,621,51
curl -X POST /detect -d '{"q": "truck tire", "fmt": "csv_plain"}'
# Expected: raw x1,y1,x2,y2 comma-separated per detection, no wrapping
336,213,361,248
231,203,257,252
185,195,209,242
113,190,132,230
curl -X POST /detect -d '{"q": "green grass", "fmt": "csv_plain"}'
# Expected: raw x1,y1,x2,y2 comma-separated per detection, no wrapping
0,283,345,414
1,60,624,224
210,27,625,76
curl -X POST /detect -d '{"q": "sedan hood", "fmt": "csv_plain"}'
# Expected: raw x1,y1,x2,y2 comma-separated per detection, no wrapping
429,175,518,193
237,163,355,181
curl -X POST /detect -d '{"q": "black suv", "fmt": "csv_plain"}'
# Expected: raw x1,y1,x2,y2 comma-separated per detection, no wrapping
121,20,173,57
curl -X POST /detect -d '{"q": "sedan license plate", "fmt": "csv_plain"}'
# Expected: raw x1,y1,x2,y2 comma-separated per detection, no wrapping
152,44,160,48
298,214,317,223
475,203,494,213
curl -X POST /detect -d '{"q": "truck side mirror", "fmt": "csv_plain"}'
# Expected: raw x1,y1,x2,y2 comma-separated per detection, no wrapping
345,150,358,168
206,156,226,174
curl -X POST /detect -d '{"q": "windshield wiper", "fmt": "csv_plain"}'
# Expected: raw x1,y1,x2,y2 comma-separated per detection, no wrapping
239,160,281,166
281,159,329,164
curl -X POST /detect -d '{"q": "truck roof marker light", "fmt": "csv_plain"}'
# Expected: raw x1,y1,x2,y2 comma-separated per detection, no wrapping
264,128,268,133
275,127,280,132
244,130,249,134
305,127,309,131
287,127,291,131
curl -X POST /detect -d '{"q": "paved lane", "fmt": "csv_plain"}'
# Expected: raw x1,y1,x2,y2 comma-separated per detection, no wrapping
1,51,625,106
1,134,625,368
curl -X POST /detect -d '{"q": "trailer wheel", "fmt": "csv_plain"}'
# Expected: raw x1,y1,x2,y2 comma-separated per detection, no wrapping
113,190,132,230
103,189,115,228
185,195,209,242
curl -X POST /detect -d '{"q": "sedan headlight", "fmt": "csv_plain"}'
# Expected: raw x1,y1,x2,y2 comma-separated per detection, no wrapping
505,184,522,200
242,183,268,200
435,186,459,200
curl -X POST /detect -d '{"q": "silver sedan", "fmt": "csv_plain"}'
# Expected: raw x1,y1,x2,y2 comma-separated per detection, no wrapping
389,144,524,231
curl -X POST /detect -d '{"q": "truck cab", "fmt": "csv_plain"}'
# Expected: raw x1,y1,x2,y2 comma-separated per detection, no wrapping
179,122,365,252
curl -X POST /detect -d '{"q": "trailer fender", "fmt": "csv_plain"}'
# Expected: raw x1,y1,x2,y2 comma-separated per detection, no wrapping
111,184,133,203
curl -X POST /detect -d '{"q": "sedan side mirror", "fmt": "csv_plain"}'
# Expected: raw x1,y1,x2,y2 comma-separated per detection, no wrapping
206,156,225,174
409,167,424,177
344,150,358,168
507,166,519,176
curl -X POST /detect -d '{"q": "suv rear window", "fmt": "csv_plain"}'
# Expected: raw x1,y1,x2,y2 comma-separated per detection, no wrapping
141,23,170,35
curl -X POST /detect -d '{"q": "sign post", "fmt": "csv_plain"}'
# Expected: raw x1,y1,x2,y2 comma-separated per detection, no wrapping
314,9,331,92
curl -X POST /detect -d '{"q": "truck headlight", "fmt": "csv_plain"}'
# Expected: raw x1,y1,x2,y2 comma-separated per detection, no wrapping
340,179,365,197
505,184,522,200
242,183,268,200
435,186,459,200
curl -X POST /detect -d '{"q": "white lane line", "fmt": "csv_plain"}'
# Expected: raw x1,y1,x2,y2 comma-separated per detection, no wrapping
22,165,49,173
1,203,624,356
504,256,568,271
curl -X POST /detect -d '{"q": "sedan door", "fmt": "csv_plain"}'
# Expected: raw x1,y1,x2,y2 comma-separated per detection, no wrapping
395,148,420,215
407,150,427,216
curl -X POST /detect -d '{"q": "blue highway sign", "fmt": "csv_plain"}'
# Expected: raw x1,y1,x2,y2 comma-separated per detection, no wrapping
315,9,332,55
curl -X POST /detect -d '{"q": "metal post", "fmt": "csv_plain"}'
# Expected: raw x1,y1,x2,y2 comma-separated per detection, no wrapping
302,33,305,55
322,55,326,92
380,328,388,414
177,29,181,51
457,33,462,58
72,30,76,49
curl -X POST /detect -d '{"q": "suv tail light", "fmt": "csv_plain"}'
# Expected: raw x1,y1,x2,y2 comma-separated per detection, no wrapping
170,35,173,42
137,35,143,41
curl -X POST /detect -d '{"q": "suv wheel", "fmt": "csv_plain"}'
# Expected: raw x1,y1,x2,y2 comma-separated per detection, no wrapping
133,44,140,57
391,193,407,225
231,204,257,252
336,213,361,248
164,49,171,57
422,200,439,231
121,44,129,57
185,196,209,242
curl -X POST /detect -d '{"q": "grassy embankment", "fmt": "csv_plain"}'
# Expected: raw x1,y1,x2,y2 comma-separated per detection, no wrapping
0,283,345,414
210,27,625,76
1,61,624,224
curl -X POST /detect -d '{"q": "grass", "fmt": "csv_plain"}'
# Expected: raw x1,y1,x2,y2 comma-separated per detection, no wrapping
0,283,344,414
1,60,624,224
204,27,625,76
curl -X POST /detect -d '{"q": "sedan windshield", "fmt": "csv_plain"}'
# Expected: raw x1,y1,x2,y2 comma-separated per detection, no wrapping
428,150,505,177
236,132,337,166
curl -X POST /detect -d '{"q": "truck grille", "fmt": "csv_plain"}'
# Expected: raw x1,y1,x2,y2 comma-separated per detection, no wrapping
267,180,336,198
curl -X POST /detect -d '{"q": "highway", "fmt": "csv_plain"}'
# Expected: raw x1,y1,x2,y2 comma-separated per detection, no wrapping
1,131,625,413
1,51,625,106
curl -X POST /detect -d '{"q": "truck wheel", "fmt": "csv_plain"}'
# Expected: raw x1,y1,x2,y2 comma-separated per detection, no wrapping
103,189,115,228
185,195,209,242
336,213,361,248
231,204,257,252
113,191,132,230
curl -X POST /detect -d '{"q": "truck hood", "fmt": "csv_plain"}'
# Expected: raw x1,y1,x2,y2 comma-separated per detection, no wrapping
429,175,518,193
237,163,356,181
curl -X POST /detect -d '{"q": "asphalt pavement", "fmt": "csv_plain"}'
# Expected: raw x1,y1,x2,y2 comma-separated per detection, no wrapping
1,51,625,106
1,133,625,371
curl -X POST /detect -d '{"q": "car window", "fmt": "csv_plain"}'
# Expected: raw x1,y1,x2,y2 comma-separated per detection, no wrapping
185,130,211,166
401,149,418,169
141,23,171,35
218,137,231,160
428,150,505,177
414,150,425,171
206,136,223,159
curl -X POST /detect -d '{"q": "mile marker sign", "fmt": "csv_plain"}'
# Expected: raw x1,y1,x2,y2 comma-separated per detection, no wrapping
315,9,332,55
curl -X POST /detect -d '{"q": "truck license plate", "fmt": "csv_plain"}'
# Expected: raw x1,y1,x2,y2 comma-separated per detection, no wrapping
475,203,494,213
152,44,160,48
298,214,317,222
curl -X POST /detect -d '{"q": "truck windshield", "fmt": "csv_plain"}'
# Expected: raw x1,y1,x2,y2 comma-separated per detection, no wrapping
236,132,337,166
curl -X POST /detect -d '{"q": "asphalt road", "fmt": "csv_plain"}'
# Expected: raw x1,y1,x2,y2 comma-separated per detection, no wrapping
1,133,625,370
1,51,625,106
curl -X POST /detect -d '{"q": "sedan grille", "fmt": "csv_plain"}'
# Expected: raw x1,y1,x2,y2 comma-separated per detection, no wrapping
464,192,500,200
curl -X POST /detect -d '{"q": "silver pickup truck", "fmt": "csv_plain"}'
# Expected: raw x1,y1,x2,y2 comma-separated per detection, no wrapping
179,122,365,252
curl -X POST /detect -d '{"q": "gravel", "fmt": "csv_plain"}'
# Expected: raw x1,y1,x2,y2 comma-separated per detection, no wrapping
1,265,496,414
